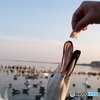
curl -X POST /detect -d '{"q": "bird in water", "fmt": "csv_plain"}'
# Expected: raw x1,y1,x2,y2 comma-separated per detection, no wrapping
0,83,11,100
0,83,4,100
44,41,81,100
3,85,11,100
71,78,92,100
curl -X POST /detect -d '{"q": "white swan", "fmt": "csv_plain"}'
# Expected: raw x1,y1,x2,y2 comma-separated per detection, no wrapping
44,41,81,100
83,78,88,86
39,73,49,78
0,92,4,100
0,84,10,100
71,79,89,99
0,83,4,100
83,78,91,92
4,86,10,100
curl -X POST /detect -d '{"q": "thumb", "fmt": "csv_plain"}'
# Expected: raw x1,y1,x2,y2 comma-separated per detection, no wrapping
74,13,93,32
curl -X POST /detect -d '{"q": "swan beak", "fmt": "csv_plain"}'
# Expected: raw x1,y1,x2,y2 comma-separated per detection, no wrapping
66,50,81,76
59,41,81,76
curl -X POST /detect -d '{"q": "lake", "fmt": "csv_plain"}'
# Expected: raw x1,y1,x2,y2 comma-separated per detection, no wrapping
0,60,100,100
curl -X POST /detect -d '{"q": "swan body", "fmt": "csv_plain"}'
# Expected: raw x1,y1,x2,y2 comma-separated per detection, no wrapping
0,83,4,100
0,95,4,100
4,87,9,100
44,41,81,100
0,84,10,100
0,90,3,100
83,78,88,86
0,97,4,100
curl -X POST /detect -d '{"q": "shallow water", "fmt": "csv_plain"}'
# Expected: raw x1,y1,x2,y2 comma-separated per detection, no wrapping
0,61,100,100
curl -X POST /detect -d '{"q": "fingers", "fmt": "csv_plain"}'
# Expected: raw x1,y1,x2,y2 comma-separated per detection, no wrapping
72,12,93,32
72,7,83,30
82,27,87,31
71,1,91,32
72,1,100,32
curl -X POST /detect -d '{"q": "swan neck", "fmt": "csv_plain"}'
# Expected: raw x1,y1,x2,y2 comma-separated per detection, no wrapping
4,88,8,100
0,86,2,98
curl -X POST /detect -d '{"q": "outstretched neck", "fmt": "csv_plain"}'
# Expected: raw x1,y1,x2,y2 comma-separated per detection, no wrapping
4,88,8,100
0,86,2,98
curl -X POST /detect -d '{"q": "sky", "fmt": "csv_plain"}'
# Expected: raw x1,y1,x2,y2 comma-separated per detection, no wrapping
0,0,100,64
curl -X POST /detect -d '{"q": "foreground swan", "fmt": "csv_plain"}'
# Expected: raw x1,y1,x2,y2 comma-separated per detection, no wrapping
0,83,4,100
0,84,10,100
4,85,10,100
44,41,81,100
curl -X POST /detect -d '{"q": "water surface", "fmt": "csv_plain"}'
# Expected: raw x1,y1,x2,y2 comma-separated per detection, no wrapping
0,61,100,100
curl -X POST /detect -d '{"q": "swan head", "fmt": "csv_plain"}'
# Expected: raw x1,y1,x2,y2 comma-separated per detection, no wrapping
44,41,81,100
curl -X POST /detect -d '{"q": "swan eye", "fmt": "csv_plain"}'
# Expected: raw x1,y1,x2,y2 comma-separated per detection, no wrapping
51,74,54,78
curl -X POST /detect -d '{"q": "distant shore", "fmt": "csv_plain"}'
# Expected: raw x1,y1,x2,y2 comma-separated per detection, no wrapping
77,61,100,67
0,59,100,67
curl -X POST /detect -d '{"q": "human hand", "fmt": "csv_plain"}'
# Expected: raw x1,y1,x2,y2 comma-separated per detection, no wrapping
72,1,100,32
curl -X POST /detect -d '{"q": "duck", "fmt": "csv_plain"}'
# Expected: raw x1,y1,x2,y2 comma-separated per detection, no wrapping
44,41,81,100
22,88,29,94
12,89,20,95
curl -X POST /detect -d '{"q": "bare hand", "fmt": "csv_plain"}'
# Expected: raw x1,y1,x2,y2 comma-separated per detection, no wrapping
72,1,100,32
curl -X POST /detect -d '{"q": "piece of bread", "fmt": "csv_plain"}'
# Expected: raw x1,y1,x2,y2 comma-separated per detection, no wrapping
70,31,79,38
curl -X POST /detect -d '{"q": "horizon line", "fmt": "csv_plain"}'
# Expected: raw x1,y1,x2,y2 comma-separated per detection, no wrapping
0,59,60,65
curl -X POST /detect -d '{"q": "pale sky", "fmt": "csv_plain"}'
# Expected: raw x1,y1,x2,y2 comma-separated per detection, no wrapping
0,0,100,64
